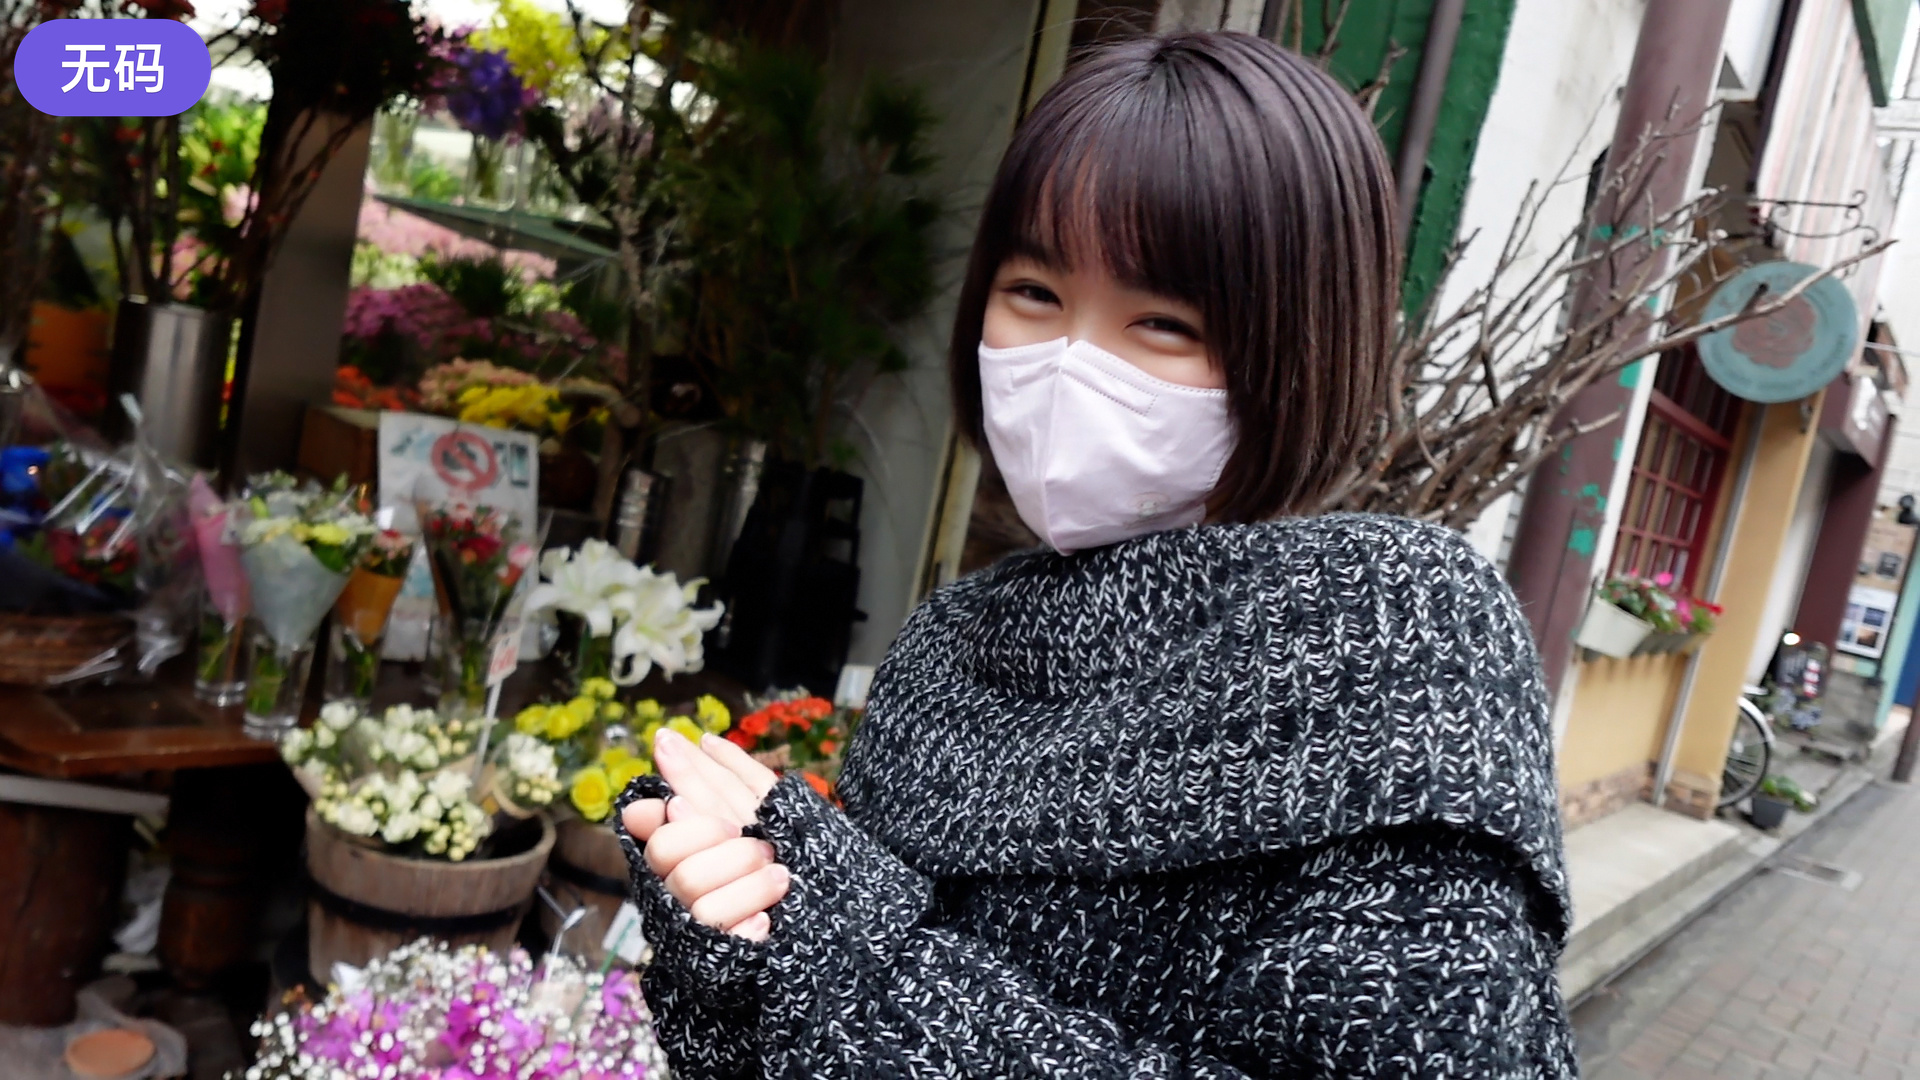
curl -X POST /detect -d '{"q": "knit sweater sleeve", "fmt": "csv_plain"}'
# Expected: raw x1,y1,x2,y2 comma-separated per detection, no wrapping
643,773,1564,1079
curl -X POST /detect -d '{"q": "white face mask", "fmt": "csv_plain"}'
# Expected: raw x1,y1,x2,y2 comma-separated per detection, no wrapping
979,337,1235,554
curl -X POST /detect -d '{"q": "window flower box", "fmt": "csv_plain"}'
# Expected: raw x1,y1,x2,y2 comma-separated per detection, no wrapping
1575,595,1655,659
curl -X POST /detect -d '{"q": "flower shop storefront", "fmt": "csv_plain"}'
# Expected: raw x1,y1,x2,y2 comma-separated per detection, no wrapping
0,0,1024,1064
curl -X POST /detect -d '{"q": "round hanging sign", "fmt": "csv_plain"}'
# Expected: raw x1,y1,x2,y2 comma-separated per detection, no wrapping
1696,261,1859,403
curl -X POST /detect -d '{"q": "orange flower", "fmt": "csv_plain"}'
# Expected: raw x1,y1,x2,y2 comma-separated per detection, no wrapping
725,729,756,749
800,771,833,799
739,710,772,738
819,740,837,756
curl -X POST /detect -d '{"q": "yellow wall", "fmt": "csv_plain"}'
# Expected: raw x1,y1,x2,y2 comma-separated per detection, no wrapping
1556,393,1814,815
1668,395,1823,803
1559,652,1685,790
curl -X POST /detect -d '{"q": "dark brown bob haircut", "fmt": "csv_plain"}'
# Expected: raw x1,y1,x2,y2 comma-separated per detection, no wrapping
948,31,1400,523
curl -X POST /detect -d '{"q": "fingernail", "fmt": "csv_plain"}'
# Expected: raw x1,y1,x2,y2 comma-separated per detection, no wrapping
758,840,777,861
654,729,682,760
769,864,790,887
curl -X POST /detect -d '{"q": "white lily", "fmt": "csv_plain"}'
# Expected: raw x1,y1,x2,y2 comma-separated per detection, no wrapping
610,568,724,686
526,540,648,637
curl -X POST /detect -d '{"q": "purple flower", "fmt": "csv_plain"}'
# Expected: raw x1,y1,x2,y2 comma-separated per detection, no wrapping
439,45,529,141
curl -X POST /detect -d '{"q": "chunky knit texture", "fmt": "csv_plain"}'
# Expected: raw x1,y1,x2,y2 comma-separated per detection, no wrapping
616,514,1577,1078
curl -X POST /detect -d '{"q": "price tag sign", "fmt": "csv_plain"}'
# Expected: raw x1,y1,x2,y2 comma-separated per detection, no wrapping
488,617,524,687
603,902,648,966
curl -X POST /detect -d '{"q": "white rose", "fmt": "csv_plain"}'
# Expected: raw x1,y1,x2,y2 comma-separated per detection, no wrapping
331,801,379,837
319,701,359,731
313,724,337,750
428,770,470,806
279,729,311,763
415,794,443,822
297,761,329,790
380,811,421,845
384,704,420,731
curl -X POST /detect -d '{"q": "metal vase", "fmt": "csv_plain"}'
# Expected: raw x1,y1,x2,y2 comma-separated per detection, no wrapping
107,298,231,467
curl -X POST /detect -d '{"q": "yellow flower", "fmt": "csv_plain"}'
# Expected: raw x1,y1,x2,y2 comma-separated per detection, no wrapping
601,700,628,722
514,704,551,736
639,720,664,750
607,757,650,790
569,767,612,822
581,677,616,701
696,695,731,734
306,522,350,547
633,699,665,725
545,697,596,740
666,715,704,745
598,745,633,768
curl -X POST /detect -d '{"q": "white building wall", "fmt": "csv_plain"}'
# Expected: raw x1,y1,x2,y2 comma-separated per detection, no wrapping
1449,0,1650,563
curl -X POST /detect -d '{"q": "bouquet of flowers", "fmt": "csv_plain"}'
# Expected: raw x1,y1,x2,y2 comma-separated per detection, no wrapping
190,474,251,704
725,689,859,800
324,529,416,708
235,476,378,735
242,940,669,1080
526,540,723,694
420,503,542,720
283,701,563,860
510,680,732,823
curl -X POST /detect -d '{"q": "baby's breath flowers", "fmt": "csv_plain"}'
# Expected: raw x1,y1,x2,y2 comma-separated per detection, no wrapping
242,940,668,1080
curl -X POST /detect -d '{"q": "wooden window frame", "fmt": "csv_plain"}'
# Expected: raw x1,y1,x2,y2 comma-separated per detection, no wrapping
1610,351,1739,590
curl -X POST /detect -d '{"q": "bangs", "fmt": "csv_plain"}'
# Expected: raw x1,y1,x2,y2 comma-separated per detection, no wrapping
996,56,1256,317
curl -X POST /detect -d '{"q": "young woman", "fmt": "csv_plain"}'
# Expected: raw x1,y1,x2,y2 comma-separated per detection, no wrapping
617,30,1576,1079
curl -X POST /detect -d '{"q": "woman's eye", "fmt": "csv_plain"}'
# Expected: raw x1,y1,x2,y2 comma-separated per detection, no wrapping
1005,283,1060,306
1137,316,1201,340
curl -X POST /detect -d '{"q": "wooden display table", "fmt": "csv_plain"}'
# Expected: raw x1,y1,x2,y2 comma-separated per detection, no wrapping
0,677,291,1013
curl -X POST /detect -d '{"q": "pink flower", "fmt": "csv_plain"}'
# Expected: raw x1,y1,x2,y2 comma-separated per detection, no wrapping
1653,571,1674,588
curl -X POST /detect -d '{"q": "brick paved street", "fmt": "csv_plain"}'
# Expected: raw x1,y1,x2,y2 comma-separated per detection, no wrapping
1574,781,1920,1079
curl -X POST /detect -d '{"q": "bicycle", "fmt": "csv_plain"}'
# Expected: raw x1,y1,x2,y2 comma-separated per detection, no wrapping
1717,683,1777,808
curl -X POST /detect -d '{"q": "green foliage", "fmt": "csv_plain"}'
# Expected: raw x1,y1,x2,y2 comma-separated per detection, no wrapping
560,278,626,345
420,253,524,320
407,155,464,202
666,47,941,468
1759,775,1817,812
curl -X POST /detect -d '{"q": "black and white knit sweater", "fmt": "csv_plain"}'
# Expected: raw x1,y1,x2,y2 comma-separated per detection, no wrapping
616,514,1578,1078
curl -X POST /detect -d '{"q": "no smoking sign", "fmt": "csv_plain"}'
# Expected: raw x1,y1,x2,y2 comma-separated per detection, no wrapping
430,430,500,493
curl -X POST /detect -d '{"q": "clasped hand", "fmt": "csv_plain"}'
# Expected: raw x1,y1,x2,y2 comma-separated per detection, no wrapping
620,727,791,942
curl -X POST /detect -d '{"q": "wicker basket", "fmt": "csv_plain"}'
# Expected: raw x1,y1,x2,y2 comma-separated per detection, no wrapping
0,613,132,687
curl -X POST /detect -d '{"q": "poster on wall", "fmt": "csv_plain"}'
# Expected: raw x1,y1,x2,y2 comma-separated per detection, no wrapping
1838,583,1900,659
376,413,541,661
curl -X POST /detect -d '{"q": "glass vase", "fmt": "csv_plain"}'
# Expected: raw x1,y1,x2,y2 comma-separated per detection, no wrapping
565,615,615,696
438,616,493,722
193,603,247,707
242,622,317,739
325,622,386,710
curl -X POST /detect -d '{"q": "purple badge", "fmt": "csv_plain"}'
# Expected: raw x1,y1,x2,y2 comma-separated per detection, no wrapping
13,18,211,117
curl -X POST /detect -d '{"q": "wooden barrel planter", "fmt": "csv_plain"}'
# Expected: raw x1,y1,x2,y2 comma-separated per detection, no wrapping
540,818,634,967
305,809,554,984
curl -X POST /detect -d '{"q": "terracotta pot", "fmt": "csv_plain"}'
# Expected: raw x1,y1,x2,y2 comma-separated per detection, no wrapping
23,302,110,400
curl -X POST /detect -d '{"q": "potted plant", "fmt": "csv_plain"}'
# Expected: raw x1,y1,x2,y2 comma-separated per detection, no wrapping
1749,774,1816,830
1577,575,1662,658
279,701,565,983
660,49,940,695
